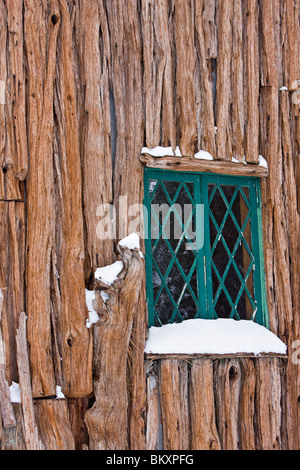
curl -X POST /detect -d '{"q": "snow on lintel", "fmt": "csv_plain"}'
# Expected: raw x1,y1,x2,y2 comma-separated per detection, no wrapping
144,319,287,356
141,146,267,168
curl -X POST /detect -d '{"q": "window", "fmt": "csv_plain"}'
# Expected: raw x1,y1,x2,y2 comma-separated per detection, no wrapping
144,169,268,328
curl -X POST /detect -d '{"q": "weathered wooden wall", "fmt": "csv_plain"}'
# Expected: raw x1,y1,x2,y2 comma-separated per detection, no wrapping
0,0,299,450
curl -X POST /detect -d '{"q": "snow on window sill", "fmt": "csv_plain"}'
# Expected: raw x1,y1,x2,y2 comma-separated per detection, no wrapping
144,318,287,359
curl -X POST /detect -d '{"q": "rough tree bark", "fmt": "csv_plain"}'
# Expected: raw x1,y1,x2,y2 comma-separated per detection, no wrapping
0,0,299,451
85,244,144,450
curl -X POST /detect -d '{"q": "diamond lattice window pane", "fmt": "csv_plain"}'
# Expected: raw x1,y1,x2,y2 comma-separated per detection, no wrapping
209,183,256,320
145,169,267,328
149,178,199,325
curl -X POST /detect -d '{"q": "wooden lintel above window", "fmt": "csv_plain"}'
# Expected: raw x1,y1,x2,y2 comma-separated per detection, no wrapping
140,154,269,178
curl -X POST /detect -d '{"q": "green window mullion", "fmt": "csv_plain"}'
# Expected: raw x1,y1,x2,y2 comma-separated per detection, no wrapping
249,180,269,328
144,171,155,327
202,175,214,319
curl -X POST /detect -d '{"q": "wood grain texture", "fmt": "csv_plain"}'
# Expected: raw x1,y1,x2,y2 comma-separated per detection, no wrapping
34,399,75,450
54,0,93,398
25,0,59,397
189,359,221,450
16,312,40,450
159,359,189,450
0,0,299,451
0,202,25,385
140,154,269,177
0,289,16,428
85,244,144,450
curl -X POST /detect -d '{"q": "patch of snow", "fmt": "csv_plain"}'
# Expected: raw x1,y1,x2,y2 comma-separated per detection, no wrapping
279,86,288,91
141,146,174,157
85,289,99,328
215,126,218,135
194,150,214,161
144,319,287,356
258,155,268,169
101,291,110,302
174,146,182,157
141,145,216,160
95,260,124,286
119,232,140,251
232,157,240,163
10,382,21,403
56,386,65,400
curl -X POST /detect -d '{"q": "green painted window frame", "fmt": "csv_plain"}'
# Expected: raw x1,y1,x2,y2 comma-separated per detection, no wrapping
144,168,269,329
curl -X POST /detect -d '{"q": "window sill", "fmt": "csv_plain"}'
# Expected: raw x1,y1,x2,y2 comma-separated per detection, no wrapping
144,319,287,359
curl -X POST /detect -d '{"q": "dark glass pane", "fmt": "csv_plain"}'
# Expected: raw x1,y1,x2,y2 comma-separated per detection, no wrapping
178,286,199,321
154,287,174,326
150,179,198,324
152,238,172,277
209,186,227,227
222,214,239,252
209,183,254,320
214,290,231,318
162,180,181,200
212,240,229,277
224,264,242,303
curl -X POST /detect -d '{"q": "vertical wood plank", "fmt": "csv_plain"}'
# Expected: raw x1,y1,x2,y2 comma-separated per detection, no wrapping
231,0,244,161
54,0,93,398
214,359,242,450
173,0,197,156
105,0,147,450
255,358,281,450
281,0,300,90
159,359,189,450
0,202,25,385
74,0,114,277
0,0,23,201
259,0,281,88
239,358,256,450
34,399,75,450
7,0,28,181
215,0,233,161
189,359,221,450
194,0,216,156
243,0,259,163
146,363,159,450
16,312,40,450
0,289,16,428
84,246,144,450
25,0,59,397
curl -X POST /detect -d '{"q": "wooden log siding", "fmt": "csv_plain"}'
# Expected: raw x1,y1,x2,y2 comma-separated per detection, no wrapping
0,0,298,450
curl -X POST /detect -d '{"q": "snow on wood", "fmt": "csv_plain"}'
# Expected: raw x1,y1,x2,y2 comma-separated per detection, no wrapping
194,149,214,160
9,381,21,403
85,289,99,329
95,260,124,285
142,145,214,160
141,146,175,157
258,155,268,169
144,319,287,356
119,232,140,250
55,386,66,400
